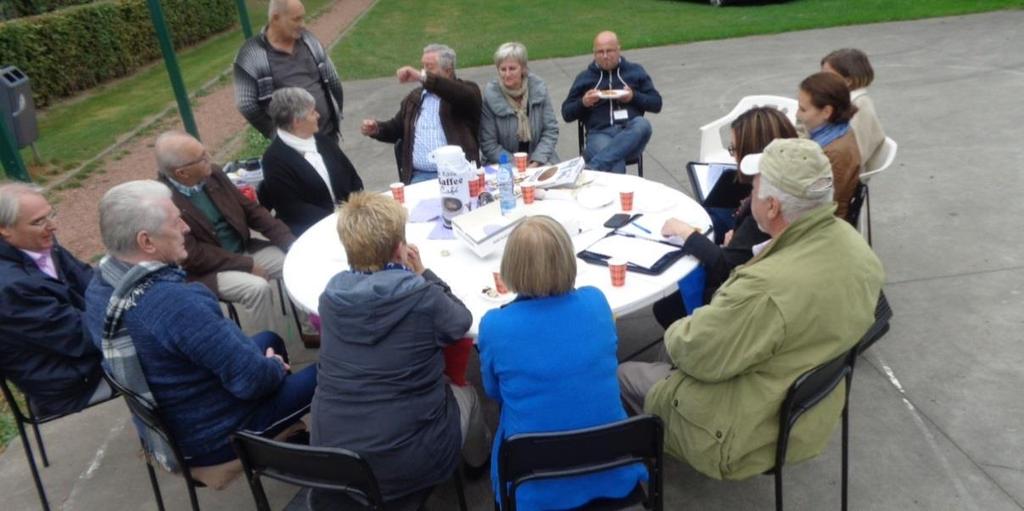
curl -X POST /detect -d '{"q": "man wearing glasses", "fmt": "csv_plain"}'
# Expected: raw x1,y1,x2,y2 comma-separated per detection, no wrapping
0,182,111,417
562,31,663,173
154,131,301,341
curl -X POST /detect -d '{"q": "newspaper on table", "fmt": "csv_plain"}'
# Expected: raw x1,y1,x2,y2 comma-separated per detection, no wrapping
521,157,585,189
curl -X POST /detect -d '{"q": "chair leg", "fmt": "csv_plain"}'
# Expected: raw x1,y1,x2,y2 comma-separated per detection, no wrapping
226,302,241,328
15,419,50,511
453,469,468,511
275,279,287,316
23,400,50,467
184,473,202,511
775,468,783,511
842,402,849,511
865,186,873,247
145,461,166,511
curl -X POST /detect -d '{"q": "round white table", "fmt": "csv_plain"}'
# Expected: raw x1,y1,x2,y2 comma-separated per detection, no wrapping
283,171,711,336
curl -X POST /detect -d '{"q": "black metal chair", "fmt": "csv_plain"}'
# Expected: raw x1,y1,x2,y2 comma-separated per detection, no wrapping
577,121,645,177
845,182,868,229
0,374,120,511
857,291,892,355
231,431,467,511
497,414,663,511
771,347,858,511
104,374,206,511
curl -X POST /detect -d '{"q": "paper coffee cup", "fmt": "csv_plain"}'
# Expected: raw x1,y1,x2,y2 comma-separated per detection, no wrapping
619,189,634,212
513,152,528,174
493,271,509,294
521,184,536,204
608,257,627,287
390,182,405,204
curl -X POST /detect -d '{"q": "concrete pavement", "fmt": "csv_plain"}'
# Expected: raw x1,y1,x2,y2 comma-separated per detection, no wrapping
2,9,1022,510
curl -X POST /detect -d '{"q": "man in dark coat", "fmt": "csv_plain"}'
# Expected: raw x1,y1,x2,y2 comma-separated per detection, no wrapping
562,31,663,173
0,182,110,417
152,131,307,342
360,43,482,184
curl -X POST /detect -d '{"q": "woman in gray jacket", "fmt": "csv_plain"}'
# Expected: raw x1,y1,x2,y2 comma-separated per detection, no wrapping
480,42,560,166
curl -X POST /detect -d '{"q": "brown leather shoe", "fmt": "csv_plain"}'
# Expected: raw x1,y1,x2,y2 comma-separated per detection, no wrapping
300,333,321,349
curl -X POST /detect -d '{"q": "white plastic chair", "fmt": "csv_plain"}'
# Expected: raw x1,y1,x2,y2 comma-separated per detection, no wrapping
698,95,799,164
858,136,898,246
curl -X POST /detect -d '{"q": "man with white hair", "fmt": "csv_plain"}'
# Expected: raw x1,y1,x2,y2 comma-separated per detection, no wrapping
360,43,482,184
84,180,315,471
233,0,343,139
153,131,303,341
0,182,111,417
618,138,884,481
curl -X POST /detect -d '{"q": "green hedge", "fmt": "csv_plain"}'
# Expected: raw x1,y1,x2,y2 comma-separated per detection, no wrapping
0,0,237,106
1,0,97,20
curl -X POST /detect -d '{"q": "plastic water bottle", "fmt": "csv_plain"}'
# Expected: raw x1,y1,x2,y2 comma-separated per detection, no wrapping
497,153,517,215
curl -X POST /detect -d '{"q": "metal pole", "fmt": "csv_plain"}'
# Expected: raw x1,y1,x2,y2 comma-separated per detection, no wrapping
0,119,30,182
144,0,200,140
235,0,254,40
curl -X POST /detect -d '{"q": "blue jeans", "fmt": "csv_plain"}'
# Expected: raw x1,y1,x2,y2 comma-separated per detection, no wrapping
410,170,438,183
186,331,317,467
584,117,652,173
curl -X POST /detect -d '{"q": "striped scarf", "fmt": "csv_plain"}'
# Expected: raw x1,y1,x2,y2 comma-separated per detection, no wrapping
498,77,531,143
98,255,179,472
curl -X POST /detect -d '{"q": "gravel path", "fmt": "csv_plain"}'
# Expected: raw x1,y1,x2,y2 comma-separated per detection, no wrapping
51,0,375,260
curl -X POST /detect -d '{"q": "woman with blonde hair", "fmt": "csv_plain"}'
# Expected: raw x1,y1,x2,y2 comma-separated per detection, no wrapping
479,42,560,165
478,216,645,510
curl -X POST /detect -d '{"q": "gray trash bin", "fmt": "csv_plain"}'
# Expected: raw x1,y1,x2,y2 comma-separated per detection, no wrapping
0,66,38,148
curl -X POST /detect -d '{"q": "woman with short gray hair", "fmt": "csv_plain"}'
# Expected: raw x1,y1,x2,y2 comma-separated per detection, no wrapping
260,87,363,236
479,42,560,165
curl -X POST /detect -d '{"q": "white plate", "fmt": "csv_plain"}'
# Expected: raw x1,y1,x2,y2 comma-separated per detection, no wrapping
596,89,627,100
576,185,615,209
480,286,516,304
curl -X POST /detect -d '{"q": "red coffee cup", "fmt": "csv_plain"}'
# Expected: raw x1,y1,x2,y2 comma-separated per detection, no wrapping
619,189,634,212
493,271,509,294
608,257,627,287
476,169,486,192
521,184,535,204
513,152,528,174
390,182,405,204
469,176,481,198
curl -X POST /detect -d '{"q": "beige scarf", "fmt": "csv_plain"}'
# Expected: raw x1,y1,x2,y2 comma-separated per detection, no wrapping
498,77,531,143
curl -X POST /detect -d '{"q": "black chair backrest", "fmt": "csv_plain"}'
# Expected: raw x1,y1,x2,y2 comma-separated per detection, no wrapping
231,431,385,510
775,350,853,469
498,414,663,510
857,291,892,354
104,375,179,451
577,121,587,155
845,182,867,228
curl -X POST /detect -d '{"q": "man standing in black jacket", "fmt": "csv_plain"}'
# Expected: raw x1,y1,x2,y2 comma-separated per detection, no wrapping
0,182,110,416
233,0,344,140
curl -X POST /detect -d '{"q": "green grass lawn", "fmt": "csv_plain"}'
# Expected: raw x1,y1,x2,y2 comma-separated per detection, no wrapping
333,0,1024,80
0,386,25,456
8,0,332,180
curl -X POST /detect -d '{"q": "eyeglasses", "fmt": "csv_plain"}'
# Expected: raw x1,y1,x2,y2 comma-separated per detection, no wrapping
28,210,57,228
727,144,736,157
172,153,210,173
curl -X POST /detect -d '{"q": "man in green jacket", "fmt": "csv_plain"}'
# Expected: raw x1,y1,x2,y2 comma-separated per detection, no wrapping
618,138,884,480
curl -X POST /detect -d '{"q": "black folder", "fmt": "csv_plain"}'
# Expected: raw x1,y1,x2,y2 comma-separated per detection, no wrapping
577,233,686,276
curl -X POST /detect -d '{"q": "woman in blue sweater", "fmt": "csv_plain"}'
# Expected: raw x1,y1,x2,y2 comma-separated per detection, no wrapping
478,216,646,510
